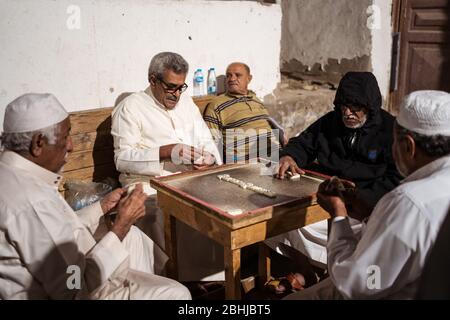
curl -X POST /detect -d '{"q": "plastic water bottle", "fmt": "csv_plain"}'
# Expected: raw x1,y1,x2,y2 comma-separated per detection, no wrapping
207,68,217,95
193,69,204,97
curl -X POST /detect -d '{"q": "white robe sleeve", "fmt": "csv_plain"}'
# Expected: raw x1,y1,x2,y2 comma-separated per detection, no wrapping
75,201,103,234
111,101,162,176
327,192,426,299
9,199,129,299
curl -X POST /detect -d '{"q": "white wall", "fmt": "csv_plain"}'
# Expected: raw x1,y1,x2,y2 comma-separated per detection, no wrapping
0,0,281,131
370,0,393,104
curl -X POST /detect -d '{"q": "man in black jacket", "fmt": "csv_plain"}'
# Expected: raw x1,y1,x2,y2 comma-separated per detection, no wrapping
267,72,402,269
278,71,401,218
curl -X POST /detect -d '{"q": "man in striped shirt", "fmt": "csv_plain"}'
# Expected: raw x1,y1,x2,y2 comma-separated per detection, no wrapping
203,62,281,163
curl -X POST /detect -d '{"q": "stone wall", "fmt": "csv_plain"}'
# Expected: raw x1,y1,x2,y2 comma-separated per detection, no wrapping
265,77,335,139
280,0,373,87
265,0,392,139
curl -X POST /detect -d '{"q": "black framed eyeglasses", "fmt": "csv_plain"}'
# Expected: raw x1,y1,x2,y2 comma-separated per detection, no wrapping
157,77,188,94
340,104,365,113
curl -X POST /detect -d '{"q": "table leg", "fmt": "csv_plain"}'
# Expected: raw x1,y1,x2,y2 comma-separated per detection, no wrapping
164,212,178,279
224,247,241,299
258,243,271,288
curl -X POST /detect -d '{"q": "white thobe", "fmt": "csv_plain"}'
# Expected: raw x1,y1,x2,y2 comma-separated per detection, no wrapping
0,151,190,300
111,87,222,187
265,217,362,268
288,154,450,299
111,88,225,281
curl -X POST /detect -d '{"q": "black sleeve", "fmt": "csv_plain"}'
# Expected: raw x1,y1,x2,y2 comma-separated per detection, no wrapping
357,114,403,212
279,116,323,166
357,179,400,217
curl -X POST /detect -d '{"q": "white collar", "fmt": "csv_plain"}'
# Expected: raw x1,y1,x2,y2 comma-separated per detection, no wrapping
0,150,63,187
402,154,450,183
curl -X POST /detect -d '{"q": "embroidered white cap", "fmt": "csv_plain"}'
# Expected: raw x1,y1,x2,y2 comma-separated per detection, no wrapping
3,93,69,133
397,90,450,136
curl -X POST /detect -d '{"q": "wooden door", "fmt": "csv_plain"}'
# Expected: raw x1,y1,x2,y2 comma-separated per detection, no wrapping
390,0,450,113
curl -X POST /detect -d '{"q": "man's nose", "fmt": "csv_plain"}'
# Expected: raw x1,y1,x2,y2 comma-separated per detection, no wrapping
172,90,182,97
66,136,74,152
342,107,352,116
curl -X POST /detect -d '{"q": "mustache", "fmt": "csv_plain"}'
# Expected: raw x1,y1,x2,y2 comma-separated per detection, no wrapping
343,115,358,120
166,95,178,101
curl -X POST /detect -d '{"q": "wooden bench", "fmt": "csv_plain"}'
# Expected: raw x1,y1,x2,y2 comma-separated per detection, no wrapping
61,95,214,193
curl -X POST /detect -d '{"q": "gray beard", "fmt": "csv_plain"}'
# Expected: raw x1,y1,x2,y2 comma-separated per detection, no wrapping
343,115,368,129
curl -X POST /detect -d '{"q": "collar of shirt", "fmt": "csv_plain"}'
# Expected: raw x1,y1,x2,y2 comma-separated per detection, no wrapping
402,154,450,184
225,90,259,100
0,150,63,187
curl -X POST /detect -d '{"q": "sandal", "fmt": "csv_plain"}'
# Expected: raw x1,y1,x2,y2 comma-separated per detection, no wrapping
265,272,306,294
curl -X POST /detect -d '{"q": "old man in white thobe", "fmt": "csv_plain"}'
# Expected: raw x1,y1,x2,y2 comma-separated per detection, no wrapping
111,52,224,281
286,90,450,299
0,93,191,300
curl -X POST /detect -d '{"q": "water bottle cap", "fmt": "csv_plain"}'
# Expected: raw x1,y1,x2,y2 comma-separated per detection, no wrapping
209,68,215,71
196,68,202,72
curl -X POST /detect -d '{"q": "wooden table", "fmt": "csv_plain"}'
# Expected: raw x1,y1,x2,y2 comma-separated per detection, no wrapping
150,162,330,299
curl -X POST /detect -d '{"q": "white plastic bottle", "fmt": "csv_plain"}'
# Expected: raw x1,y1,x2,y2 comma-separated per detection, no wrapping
193,69,205,97
207,68,217,95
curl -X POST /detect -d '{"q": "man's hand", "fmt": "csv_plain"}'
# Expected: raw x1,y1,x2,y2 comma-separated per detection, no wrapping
100,188,126,214
110,184,148,241
193,150,216,170
160,143,204,165
161,143,216,168
276,155,305,179
316,177,354,218
175,144,204,164
342,191,372,221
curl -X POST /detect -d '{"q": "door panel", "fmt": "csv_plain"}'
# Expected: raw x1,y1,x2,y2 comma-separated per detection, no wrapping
391,0,450,113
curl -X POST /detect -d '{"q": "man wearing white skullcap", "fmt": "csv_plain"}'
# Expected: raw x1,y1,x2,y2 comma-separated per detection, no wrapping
2,93,69,134
0,93,191,300
285,90,450,299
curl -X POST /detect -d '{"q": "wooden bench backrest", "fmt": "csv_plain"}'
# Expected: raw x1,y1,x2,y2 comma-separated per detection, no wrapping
61,95,213,191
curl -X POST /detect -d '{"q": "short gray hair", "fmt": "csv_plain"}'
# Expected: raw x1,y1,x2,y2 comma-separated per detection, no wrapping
1,123,58,152
148,52,189,80
395,121,450,157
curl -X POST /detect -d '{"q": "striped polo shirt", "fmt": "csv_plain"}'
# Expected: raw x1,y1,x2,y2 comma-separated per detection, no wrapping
203,91,280,163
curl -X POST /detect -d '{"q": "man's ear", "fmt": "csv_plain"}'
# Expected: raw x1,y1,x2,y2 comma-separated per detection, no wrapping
248,74,253,83
404,134,416,160
149,75,157,86
30,133,46,157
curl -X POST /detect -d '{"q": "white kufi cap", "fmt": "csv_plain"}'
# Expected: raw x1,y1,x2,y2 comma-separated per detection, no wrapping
397,90,450,136
3,93,69,133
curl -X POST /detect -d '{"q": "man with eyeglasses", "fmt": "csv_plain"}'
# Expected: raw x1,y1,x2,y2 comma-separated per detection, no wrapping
111,52,223,281
266,72,402,279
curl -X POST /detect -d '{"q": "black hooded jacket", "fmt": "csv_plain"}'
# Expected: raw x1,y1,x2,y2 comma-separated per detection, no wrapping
280,72,402,212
